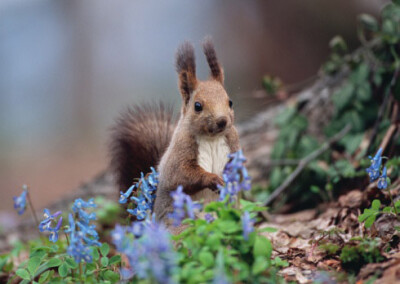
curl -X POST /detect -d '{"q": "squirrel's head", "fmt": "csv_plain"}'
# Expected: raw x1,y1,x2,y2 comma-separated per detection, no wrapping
176,38,234,137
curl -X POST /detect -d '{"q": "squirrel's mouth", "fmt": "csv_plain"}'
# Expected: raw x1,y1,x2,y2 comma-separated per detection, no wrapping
207,126,227,136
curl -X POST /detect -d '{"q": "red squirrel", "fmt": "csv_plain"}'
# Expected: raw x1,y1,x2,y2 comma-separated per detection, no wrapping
109,38,240,226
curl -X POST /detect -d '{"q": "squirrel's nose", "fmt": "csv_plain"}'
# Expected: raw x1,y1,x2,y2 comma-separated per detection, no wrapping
216,117,227,130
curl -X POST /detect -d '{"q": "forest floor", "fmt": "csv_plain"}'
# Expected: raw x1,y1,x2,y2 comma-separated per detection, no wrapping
262,186,400,283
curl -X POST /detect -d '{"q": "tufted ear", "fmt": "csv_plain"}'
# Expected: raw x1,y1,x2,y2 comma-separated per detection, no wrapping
176,41,198,106
202,37,224,85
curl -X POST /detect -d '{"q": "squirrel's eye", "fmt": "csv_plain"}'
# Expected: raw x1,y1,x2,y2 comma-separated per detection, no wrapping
229,100,233,108
194,102,203,112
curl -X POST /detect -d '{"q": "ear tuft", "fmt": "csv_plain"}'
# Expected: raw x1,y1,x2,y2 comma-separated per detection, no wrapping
176,41,197,105
202,37,224,84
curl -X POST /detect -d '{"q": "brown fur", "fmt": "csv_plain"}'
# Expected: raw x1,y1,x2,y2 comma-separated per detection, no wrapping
109,39,240,231
203,37,224,84
154,40,240,223
109,103,176,190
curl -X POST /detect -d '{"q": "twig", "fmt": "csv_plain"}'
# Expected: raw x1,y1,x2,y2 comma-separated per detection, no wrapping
366,68,399,154
253,159,301,169
26,189,40,227
379,124,398,152
263,124,352,207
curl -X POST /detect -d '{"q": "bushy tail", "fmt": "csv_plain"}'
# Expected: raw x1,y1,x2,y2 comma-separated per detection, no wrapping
109,102,176,191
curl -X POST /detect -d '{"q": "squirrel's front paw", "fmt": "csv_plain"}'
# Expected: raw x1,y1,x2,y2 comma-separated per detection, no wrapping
206,174,224,191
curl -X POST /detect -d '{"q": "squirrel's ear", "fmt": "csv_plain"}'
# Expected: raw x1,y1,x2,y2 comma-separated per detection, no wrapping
202,37,224,85
176,41,198,105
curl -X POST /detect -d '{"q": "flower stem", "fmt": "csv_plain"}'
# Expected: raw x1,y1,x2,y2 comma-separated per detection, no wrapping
65,232,70,246
79,262,83,283
64,233,75,279
26,189,39,227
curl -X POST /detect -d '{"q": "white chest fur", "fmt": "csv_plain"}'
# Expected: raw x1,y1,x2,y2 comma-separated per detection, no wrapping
196,135,230,176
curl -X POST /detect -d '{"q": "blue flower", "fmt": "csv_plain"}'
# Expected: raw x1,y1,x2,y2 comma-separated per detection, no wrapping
77,209,97,225
205,213,215,223
119,184,136,204
48,217,63,242
377,166,388,189
124,168,159,220
169,186,202,226
67,236,93,263
366,148,383,182
128,195,151,220
72,198,96,213
148,167,159,187
242,211,255,241
111,218,177,283
213,251,230,284
111,224,130,252
66,198,100,263
129,221,145,238
219,150,252,202
38,209,63,242
13,186,28,215
39,209,62,232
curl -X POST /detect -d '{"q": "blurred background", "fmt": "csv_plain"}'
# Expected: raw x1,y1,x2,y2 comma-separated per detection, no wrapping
0,0,385,221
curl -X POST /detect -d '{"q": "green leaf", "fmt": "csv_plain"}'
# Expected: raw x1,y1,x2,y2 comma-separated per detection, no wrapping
329,35,347,53
258,227,277,233
253,236,272,259
356,84,371,101
198,250,214,268
86,263,96,275
100,243,109,257
218,220,240,234
108,255,121,266
104,270,120,282
38,270,50,283
101,256,109,267
58,263,68,278
45,258,62,268
340,133,364,155
16,268,31,280
273,256,289,267
252,257,269,275
274,107,296,126
359,14,379,31
371,199,381,210
331,83,354,112
0,256,8,271
365,215,377,228
30,249,47,261
65,257,78,269
382,206,393,213
27,256,41,275
92,247,100,261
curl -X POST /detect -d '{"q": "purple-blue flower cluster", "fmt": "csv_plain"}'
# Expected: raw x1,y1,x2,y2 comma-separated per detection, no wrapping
66,198,101,263
13,185,28,215
169,186,202,226
39,209,63,242
366,148,389,189
119,167,159,220
205,213,215,223
219,150,251,202
111,217,177,283
241,211,255,240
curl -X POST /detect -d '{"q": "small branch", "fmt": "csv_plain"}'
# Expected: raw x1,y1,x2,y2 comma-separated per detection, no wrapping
379,124,398,153
367,68,399,154
253,159,301,169
26,189,40,227
263,124,352,207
